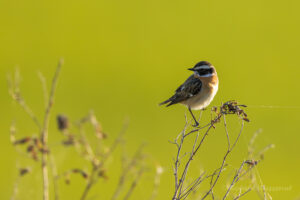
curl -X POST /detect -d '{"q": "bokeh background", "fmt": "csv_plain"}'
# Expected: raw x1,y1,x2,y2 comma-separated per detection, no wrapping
1,0,300,199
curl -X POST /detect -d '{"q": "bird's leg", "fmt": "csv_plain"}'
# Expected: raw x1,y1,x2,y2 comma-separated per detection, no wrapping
189,107,199,127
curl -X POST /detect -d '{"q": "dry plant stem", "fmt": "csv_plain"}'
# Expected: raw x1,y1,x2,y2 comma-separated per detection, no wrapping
111,145,144,200
233,188,251,200
41,61,63,200
80,121,129,200
172,118,188,200
178,132,200,196
256,144,274,158
123,168,144,200
180,167,225,200
50,155,60,200
7,73,42,130
223,161,246,199
80,166,97,200
10,177,20,200
223,160,256,200
179,123,217,196
149,168,163,200
201,115,244,200
38,72,49,109
209,171,215,200
78,123,96,163
262,185,267,200
172,101,250,200
172,113,224,200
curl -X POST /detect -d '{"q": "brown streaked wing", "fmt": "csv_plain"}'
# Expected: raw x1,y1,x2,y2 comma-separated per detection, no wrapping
168,75,202,105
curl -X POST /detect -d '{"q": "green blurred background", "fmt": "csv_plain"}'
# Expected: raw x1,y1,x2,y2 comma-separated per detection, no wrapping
1,0,300,199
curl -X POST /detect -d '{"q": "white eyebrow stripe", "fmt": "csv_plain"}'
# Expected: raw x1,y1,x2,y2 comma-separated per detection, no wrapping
194,65,211,70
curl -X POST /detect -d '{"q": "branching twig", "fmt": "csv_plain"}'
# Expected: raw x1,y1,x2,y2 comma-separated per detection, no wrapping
233,188,251,200
171,101,250,200
201,116,244,200
223,160,257,199
123,167,145,200
172,114,222,200
111,144,145,200
80,119,129,200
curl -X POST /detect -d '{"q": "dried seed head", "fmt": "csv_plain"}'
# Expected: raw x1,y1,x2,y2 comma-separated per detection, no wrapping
19,168,30,176
90,114,107,139
220,101,250,122
27,145,34,152
14,137,31,145
62,135,74,146
72,169,88,179
31,149,38,161
245,160,259,166
98,169,109,180
57,115,69,131
64,173,71,185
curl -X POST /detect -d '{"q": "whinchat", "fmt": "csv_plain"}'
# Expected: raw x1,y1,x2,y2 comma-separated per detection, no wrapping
160,61,219,127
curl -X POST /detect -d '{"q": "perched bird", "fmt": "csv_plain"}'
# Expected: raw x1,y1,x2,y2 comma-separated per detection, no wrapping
160,61,219,126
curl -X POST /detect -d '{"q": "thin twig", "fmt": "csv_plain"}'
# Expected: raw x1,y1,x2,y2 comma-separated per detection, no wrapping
111,144,144,200
149,165,163,200
178,132,200,197
180,166,226,200
80,119,129,200
38,71,49,109
7,71,42,130
201,115,245,200
50,155,60,200
10,176,20,200
233,188,251,200
41,60,63,200
172,112,223,200
223,161,246,199
172,116,189,200
123,167,145,200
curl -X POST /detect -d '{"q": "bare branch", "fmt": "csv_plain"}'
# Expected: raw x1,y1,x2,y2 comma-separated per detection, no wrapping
171,101,250,200
201,119,245,200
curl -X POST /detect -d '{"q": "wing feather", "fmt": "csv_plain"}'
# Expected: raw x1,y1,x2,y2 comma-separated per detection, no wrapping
160,75,202,106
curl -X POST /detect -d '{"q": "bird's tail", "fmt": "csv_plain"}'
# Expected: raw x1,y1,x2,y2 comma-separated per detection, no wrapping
159,98,175,107
159,99,170,106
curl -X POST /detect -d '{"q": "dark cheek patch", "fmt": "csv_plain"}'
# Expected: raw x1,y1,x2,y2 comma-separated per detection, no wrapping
198,68,213,76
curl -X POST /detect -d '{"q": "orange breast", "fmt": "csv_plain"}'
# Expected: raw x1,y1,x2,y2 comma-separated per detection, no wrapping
198,75,218,92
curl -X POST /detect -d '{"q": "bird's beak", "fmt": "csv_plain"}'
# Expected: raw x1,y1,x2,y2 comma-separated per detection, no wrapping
188,68,195,71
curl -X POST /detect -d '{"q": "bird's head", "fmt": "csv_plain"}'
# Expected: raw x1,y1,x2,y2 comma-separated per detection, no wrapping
188,61,216,77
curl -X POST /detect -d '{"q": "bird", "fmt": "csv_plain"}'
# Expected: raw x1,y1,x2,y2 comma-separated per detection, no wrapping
160,61,219,127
